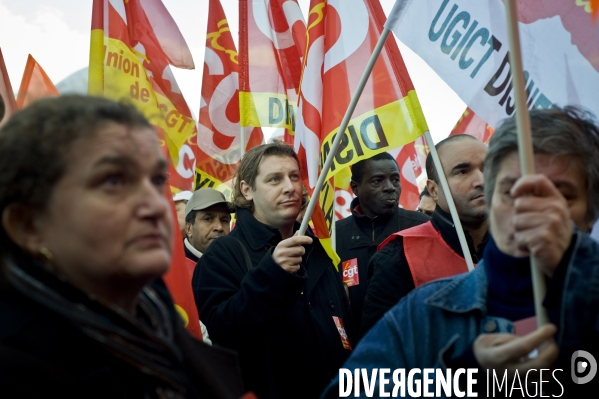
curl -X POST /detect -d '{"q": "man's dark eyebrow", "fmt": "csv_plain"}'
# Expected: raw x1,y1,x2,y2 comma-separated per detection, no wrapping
263,169,299,179
451,162,471,172
370,171,400,178
263,171,283,180
94,156,168,171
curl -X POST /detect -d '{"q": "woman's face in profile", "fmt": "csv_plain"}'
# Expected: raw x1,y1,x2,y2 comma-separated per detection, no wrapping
34,122,173,295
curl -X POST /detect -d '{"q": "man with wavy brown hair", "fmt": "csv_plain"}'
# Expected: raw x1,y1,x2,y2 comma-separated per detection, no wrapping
192,141,354,399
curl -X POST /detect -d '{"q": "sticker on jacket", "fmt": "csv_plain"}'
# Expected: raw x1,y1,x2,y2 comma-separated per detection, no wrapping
341,258,359,287
333,316,352,350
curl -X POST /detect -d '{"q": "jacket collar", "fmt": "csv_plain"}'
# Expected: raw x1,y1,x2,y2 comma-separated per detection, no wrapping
235,207,290,251
424,262,488,314
184,238,202,260
431,206,488,262
348,197,398,246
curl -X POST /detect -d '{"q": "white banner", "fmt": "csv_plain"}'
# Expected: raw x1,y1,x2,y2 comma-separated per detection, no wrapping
386,0,599,128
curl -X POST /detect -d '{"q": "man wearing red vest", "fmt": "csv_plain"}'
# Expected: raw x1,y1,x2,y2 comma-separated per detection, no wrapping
360,135,489,336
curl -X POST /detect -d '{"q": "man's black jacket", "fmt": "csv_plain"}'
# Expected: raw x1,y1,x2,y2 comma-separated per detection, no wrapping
193,208,355,399
335,197,430,332
361,206,488,336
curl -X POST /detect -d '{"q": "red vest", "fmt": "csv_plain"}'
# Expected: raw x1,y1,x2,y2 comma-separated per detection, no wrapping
378,221,473,288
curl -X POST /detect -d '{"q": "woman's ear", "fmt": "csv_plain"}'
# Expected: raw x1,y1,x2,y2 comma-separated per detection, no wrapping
2,204,44,254
240,180,253,201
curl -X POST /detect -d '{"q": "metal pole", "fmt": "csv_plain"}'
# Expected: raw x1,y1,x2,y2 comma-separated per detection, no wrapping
240,126,246,158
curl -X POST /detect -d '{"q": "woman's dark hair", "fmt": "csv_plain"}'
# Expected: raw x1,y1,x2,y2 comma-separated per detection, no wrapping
0,95,152,259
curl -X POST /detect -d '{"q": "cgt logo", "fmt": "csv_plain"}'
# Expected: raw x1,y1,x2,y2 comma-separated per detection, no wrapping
571,350,597,384
341,259,359,287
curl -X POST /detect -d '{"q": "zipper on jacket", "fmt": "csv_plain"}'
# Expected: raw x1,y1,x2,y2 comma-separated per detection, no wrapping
372,218,375,241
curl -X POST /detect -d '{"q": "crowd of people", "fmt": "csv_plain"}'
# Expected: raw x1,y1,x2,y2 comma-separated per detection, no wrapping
1,95,599,398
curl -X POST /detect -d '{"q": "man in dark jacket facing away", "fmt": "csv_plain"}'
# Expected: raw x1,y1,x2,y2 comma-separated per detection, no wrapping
192,142,354,399
335,152,429,332
361,134,489,336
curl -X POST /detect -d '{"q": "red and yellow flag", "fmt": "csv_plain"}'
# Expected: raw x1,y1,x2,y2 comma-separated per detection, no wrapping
89,0,202,339
592,0,599,21
165,194,203,340
449,107,494,144
0,48,17,127
239,0,306,143
295,0,428,260
16,54,59,109
88,0,199,192
295,0,427,188
196,0,263,195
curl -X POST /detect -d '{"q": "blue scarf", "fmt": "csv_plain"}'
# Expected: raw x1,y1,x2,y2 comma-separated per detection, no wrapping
483,235,536,321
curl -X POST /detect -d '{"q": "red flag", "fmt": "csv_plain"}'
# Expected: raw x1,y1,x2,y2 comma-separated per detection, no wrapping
295,0,427,256
0,48,17,127
16,54,59,109
239,0,306,144
164,194,203,340
593,0,599,21
449,107,494,144
197,0,263,190
89,0,199,192
295,0,427,188
89,0,203,339
393,142,424,211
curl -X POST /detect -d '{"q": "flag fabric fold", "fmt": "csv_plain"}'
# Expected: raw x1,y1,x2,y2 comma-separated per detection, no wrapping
449,107,494,143
196,0,263,194
238,0,306,141
0,48,17,126
89,0,198,192
296,0,427,188
16,54,59,109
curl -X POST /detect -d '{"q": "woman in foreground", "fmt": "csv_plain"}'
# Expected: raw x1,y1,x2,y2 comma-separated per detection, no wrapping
0,95,244,399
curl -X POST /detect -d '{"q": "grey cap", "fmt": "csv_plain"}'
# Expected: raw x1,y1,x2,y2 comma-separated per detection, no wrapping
184,188,234,217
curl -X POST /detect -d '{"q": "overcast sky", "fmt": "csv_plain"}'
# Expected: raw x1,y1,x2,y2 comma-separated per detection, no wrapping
0,0,465,143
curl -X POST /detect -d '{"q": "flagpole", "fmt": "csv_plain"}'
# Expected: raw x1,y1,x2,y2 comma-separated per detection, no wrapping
298,27,475,272
240,126,246,158
298,28,390,236
505,0,548,326
423,130,474,271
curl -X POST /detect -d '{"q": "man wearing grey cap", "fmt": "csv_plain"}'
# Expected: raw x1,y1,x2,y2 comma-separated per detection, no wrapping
183,188,233,274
